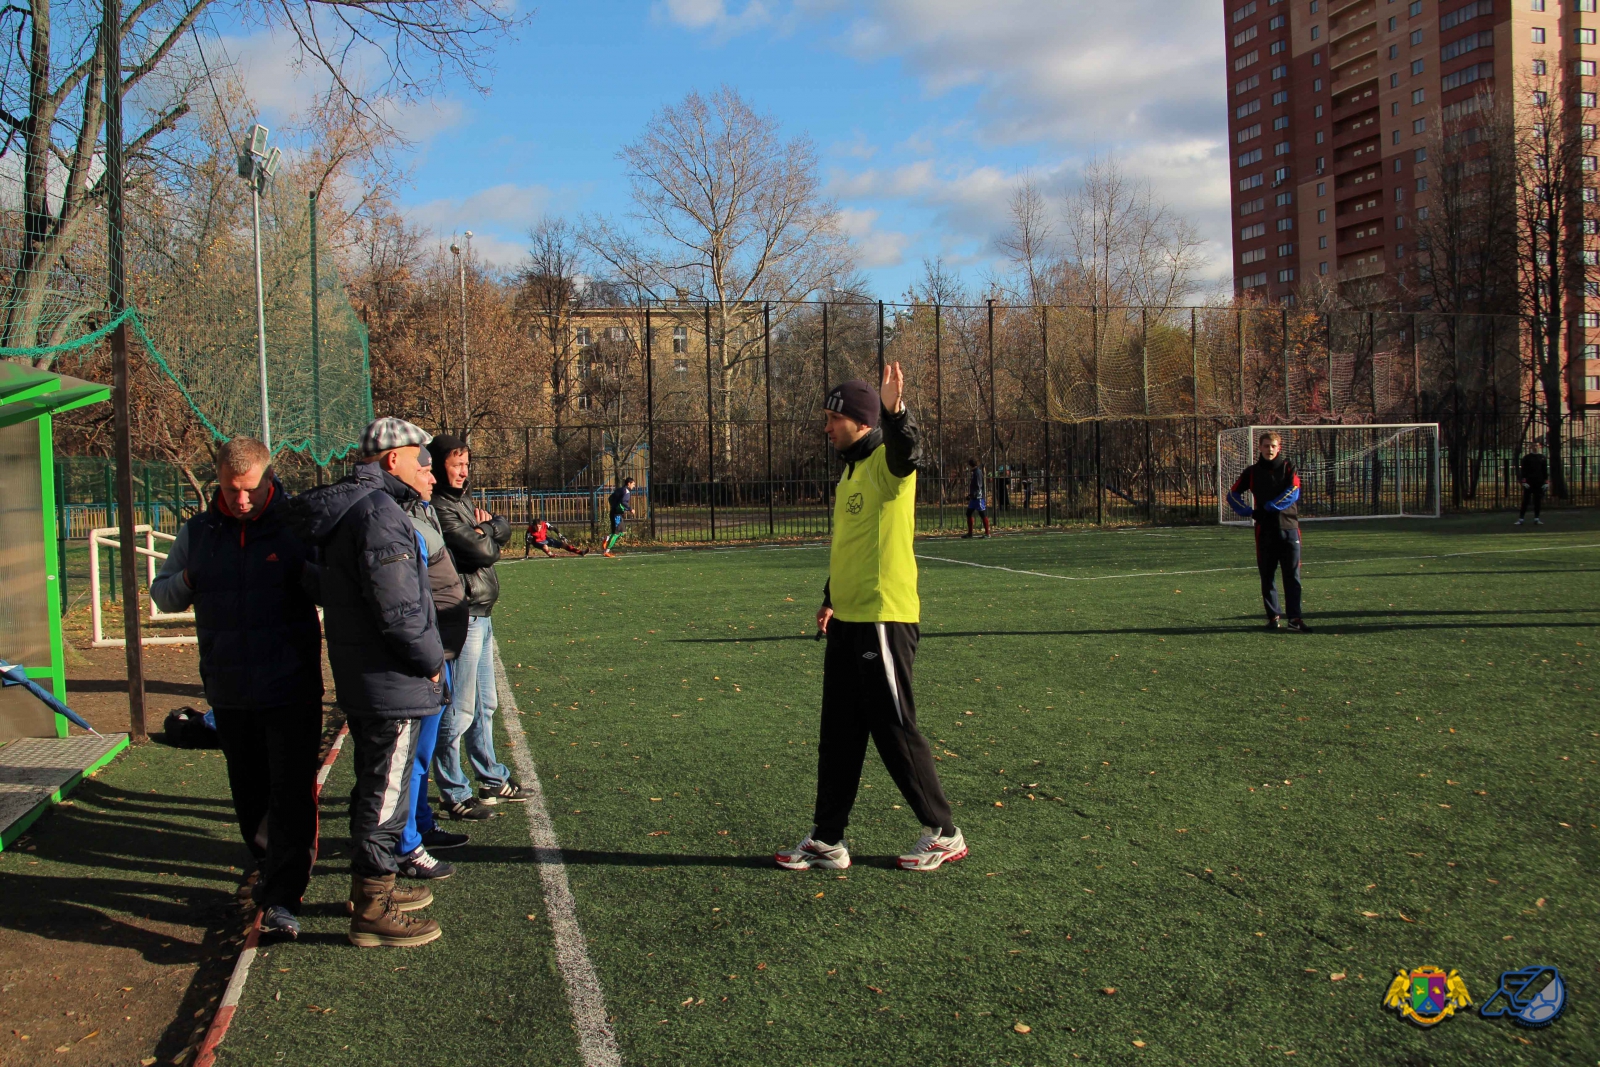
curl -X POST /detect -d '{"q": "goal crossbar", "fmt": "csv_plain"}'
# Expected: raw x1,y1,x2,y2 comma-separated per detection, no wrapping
1217,423,1440,526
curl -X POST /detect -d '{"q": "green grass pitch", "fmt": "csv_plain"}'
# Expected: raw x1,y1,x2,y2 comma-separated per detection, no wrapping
24,513,1600,1065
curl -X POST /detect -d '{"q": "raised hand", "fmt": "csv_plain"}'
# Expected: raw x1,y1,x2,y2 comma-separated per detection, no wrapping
880,361,905,414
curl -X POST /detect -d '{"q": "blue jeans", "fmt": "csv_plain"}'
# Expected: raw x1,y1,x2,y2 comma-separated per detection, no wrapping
435,616,509,805
397,662,449,856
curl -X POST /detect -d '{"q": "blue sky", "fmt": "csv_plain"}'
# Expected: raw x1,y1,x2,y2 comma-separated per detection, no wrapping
224,1,1234,298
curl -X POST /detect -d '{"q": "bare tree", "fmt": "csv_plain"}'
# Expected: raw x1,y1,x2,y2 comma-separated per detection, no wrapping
998,176,1057,308
582,86,853,462
1061,155,1204,310
0,0,523,351
515,216,586,480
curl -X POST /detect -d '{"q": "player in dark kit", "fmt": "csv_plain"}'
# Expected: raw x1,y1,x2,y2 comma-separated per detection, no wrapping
775,367,966,874
526,520,588,557
963,457,991,538
602,478,636,557
1228,431,1312,633
1517,451,1548,526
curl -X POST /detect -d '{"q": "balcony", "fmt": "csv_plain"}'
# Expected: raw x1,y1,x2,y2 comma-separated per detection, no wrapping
1338,252,1386,281
1332,78,1381,113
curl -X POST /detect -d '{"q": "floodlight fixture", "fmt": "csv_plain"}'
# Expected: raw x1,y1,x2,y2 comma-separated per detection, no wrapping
247,123,269,157
263,146,282,179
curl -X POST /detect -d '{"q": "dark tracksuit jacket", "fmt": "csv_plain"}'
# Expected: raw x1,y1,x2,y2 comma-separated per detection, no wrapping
1520,453,1549,517
433,484,510,617
291,463,445,877
1229,456,1304,620
814,407,955,843
151,480,324,909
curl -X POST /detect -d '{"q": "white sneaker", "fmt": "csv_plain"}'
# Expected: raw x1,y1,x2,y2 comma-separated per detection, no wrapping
897,827,968,871
774,835,850,870
1515,518,1525,525
1535,517,1544,525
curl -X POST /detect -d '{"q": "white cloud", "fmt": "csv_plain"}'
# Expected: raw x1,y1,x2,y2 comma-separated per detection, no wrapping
654,0,774,39
408,183,554,233
836,208,911,269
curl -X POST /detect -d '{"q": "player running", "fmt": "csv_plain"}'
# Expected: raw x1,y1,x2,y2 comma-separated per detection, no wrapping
1228,431,1311,633
775,366,967,874
526,519,588,557
963,457,991,538
1517,451,1548,526
602,477,636,557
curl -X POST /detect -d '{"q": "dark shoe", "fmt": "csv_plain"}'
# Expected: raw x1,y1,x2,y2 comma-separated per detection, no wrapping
960,532,974,539
446,797,494,821
1265,616,1281,630
421,828,469,850
348,875,441,948
478,780,530,804
260,905,300,941
1286,618,1312,633
397,847,456,880
344,876,433,915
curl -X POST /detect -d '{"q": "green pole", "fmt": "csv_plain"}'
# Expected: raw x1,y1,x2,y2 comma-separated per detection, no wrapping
310,191,322,466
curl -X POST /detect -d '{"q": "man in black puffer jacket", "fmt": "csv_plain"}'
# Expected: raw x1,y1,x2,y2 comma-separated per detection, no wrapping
152,437,322,941
291,418,446,948
428,434,523,818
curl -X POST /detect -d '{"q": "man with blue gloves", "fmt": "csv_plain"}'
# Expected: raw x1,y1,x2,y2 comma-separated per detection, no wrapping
1228,431,1311,633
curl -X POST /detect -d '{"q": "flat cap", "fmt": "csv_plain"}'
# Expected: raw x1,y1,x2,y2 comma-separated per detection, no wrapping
360,417,432,456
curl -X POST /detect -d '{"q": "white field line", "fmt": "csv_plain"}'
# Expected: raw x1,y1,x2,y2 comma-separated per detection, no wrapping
494,642,622,1067
916,540,1600,583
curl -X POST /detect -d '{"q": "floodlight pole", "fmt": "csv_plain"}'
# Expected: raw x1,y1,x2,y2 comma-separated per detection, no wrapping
251,171,270,449
453,233,472,439
103,0,146,741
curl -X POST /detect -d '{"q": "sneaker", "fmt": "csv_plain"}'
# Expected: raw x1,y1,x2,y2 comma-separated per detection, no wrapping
260,905,300,941
1515,518,1525,525
445,798,493,822
774,835,851,871
960,532,974,539
1286,618,1313,634
1534,517,1544,525
898,827,968,871
478,780,530,805
1265,615,1281,631
602,550,615,557
396,847,455,880
421,828,469,850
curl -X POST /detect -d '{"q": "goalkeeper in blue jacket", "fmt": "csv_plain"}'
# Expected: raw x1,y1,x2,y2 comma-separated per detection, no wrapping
1227,431,1311,633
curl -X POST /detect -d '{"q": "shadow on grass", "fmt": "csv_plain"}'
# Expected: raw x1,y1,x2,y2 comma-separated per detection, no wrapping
69,677,208,698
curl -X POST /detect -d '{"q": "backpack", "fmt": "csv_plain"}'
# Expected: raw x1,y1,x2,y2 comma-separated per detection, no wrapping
163,706,220,749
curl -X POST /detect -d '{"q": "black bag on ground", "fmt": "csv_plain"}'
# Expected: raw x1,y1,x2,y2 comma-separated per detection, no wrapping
163,706,220,749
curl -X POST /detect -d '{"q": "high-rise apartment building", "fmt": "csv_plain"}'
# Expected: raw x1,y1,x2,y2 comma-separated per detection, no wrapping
1225,0,1600,406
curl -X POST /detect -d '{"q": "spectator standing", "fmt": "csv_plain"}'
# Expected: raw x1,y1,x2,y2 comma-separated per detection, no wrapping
429,434,527,816
151,438,323,941
292,418,445,948
1517,451,1549,526
963,458,991,538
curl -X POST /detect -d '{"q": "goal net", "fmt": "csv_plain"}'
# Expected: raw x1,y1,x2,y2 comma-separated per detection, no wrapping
1217,424,1440,525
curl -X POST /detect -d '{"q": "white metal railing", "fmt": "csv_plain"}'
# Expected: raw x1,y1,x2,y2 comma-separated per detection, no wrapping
88,525,197,647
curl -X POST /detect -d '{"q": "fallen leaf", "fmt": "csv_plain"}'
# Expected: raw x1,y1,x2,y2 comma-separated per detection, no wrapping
1014,1023,1032,1034
814,892,824,899
141,1059,158,1066
1133,1040,1147,1048
647,830,669,837
1536,898,1545,908
867,985,885,994
1101,987,1118,995
1361,911,1380,918
756,963,767,971
1330,973,1346,981
527,914,538,921
1397,912,1416,923
78,1031,99,1043
55,1046,71,1054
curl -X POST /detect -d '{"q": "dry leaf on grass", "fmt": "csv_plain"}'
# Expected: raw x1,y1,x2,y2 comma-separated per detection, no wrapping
1101,987,1118,995
1330,973,1346,981
1014,1023,1032,1034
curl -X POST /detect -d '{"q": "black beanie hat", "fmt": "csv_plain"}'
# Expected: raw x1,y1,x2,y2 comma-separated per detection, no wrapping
822,380,880,429
430,433,468,460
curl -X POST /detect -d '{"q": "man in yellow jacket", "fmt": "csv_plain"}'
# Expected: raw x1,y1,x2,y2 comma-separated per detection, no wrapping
775,364,966,873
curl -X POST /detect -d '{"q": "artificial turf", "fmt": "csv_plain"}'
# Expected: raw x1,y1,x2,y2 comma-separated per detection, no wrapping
222,513,1596,1064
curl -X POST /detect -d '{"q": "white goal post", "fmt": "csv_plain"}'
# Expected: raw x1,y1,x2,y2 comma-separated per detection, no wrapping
1217,424,1441,526
89,525,197,647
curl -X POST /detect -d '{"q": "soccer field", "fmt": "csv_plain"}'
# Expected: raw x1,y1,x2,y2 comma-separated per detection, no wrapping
212,514,1598,1065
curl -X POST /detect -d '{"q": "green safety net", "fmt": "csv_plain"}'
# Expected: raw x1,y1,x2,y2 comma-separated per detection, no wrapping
1,167,374,465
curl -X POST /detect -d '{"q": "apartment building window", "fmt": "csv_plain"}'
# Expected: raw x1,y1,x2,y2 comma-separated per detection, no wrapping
1392,101,1401,115
1389,16,1397,29
575,327,592,347
1312,52,1322,65
1313,78,1323,91
1582,92,1599,107
1240,173,1265,190
1410,29,1423,45
574,395,590,411
1536,59,1551,75
1277,243,1295,256
1309,0,1318,10
1234,50,1260,71
1316,130,1326,143
1409,1,1422,14
1418,206,1429,219
1277,191,1294,205
1241,197,1266,214
1412,88,1426,105
1417,176,1429,191
1242,248,1268,264
1396,244,1406,258
1274,167,1290,183
1586,155,1600,170
1587,186,1599,201
1581,312,1600,327
1317,208,1328,222
1272,64,1289,78
672,326,687,353
1534,90,1549,104
1396,157,1404,171
1237,99,1262,118
1573,60,1594,76
1316,155,1326,170
1396,187,1406,201
1271,39,1288,55
1588,280,1600,296
1314,104,1324,117
1585,250,1600,264
1275,141,1292,155
1237,123,1263,142
1391,73,1401,87
1233,26,1258,46
1394,130,1403,144
1411,59,1426,75
1232,1,1257,22
1578,29,1598,45
1320,235,1329,248
1579,0,1598,13
1241,223,1267,240
1273,89,1290,104
1585,376,1600,392
1586,124,1597,140
1532,27,1546,43
1389,44,1400,59
607,326,625,343
1269,14,1286,28
1531,0,1545,9
673,357,689,373
1319,262,1329,275
1310,25,1320,38
1239,148,1264,166
1237,74,1261,94
1273,115,1289,130
1317,182,1327,196
1241,272,1268,288
1278,269,1296,282
1413,118,1427,133
1277,217,1295,230
1586,219,1600,234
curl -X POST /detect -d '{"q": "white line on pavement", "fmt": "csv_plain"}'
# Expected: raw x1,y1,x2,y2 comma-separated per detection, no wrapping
494,642,622,1067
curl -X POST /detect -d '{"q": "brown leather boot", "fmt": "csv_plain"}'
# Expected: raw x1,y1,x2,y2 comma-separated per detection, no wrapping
347,875,442,948
344,875,433,915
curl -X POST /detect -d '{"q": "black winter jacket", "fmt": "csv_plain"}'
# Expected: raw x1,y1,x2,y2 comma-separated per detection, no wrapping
150,480,323,710
290,463,445,718
433,483,510,616
1521,452,1549,486
405,498,469,659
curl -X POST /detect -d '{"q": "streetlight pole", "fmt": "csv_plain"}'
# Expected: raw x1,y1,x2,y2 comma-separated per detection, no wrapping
451,232,472,438
238,124,280,449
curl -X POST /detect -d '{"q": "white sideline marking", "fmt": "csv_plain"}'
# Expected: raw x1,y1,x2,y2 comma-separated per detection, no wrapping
218,945,255,1010
494,642,622,1067
917,541,1600,583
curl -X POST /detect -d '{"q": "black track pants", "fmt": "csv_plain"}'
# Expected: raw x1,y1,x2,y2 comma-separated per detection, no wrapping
1520,486,1544,518
813,620,954,843
1255,526,1303,620
346,715,420,877
212,702,323,910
